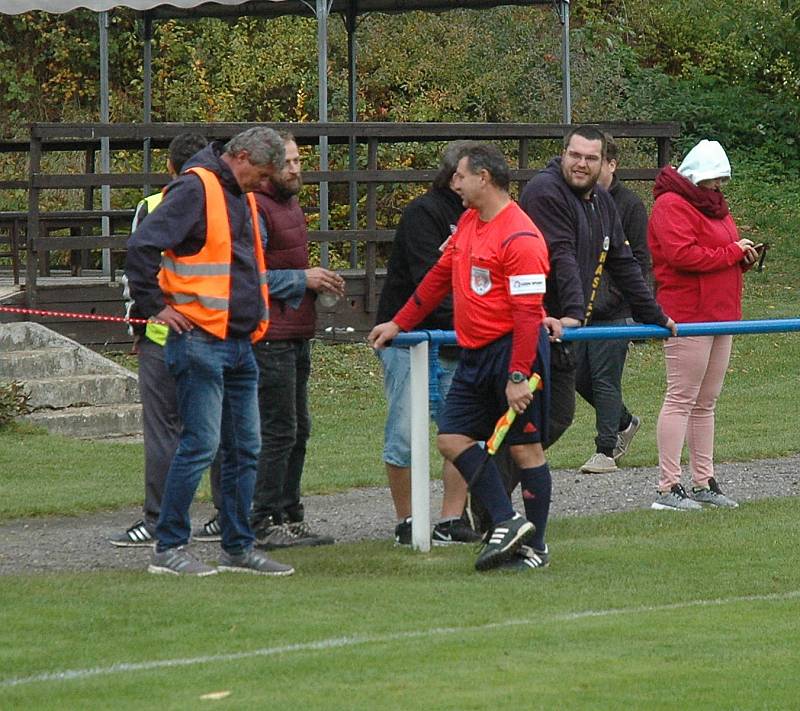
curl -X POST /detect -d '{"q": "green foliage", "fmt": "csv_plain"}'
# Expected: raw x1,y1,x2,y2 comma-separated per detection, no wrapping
646,70,800,165
0,381,30,427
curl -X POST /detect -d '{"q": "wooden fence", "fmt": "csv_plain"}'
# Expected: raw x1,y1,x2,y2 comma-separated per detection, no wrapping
0,120,679,346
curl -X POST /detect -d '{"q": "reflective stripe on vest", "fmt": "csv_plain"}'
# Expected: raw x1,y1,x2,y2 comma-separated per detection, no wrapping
158,166,269,341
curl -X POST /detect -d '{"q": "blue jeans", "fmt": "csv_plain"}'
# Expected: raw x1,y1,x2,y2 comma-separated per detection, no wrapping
251,339,311,526
377,346,457,468
157,329,260,554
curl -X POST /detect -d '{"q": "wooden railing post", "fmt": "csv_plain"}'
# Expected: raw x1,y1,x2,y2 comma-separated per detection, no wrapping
25,133,42,306
365,137,378,314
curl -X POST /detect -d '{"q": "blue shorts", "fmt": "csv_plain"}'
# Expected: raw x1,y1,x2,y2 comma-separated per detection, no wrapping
377,346,458,468
437,329,550,446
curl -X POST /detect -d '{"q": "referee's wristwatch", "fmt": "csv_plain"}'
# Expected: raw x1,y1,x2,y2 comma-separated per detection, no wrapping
508,371,527,384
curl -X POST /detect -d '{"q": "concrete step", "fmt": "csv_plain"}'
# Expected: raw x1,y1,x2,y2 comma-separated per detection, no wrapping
0,347,110,380
22,404,143,439
25,373,140,410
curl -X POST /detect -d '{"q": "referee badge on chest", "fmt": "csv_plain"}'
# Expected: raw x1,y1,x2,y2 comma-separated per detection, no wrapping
471,265,492,295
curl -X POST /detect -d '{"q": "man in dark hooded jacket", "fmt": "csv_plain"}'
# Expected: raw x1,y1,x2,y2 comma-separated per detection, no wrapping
573,133,652,473
519,125,675,449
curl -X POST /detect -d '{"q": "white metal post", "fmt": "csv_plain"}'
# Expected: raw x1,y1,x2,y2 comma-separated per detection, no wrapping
409,341,431,552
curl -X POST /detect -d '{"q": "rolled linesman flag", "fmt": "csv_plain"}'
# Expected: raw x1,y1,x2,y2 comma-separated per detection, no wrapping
486,373,543,455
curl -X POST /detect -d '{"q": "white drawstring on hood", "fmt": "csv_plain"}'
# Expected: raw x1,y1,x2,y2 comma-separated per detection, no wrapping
677,139,731,185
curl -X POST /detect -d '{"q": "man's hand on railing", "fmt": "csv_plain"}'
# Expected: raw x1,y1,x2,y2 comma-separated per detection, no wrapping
368,320,401,350
544,316,563,340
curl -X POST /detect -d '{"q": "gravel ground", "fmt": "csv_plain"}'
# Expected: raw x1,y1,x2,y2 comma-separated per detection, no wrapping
2,455,798,575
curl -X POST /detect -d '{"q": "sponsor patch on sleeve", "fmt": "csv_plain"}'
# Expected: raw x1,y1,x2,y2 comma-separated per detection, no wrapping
509,274,546,295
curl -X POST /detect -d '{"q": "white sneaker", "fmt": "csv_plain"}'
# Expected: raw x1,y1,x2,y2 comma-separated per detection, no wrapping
580,452,619,473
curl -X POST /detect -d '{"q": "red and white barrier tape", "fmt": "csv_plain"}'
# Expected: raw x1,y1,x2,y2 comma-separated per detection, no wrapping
0,304,149,325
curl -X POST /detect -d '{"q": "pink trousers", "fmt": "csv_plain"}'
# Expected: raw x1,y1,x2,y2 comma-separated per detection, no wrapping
656,335,733,492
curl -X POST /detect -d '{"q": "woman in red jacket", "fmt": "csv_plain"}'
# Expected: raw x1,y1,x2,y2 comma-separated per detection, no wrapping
648,140,759,511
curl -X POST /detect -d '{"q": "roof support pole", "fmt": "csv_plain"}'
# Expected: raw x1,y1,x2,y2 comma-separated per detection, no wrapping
346,5,358,267
557,0,571,124
99,10,112,278
143,14,153,195
316,0,330,267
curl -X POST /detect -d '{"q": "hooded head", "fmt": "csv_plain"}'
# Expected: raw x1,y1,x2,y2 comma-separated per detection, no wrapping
677,140,731,185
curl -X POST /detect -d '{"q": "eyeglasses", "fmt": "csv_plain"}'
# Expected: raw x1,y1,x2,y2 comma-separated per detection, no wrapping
565,150,601,165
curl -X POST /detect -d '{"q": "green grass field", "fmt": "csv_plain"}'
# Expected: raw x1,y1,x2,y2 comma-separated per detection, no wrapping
1,499,799,709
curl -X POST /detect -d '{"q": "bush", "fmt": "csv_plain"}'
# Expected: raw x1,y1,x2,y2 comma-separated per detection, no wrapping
0,381,30,427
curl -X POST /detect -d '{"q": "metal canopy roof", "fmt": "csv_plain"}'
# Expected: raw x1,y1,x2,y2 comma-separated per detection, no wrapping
0,0,551,17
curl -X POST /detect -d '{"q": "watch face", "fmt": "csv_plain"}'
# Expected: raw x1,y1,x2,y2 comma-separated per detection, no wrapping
510,371,526,383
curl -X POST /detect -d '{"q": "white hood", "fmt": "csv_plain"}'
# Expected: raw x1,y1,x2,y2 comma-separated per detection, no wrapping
677,139,731,185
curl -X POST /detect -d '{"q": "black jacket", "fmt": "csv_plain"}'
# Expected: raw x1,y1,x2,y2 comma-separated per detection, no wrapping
593,174,653,320
377,186,464,336
519,158,666,326
125,142,264,338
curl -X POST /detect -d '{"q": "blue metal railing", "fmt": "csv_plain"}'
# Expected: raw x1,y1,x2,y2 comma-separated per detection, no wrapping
391,318,800,347
388,318,800,551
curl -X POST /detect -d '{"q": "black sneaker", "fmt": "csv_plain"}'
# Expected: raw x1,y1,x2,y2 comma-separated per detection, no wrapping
110,519,155,548
431,517,482,546
394,516,412,546
474,514,534,571
499,544,550,571
286,521,335,546
192,515,222,543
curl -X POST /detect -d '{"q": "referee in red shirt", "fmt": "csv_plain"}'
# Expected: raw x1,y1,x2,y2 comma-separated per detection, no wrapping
370,143,561,572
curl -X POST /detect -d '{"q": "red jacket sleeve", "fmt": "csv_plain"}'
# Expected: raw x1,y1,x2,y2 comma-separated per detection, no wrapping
393,247,453,331
502,233,547,375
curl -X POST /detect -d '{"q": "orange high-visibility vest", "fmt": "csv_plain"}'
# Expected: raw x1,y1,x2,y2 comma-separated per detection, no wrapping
158,166,270,342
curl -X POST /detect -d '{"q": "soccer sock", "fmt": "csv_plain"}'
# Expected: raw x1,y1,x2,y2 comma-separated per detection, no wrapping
453,444,515,526
519,463,552,550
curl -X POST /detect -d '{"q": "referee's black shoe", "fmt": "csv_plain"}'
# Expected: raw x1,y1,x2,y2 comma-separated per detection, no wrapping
474,514,534,571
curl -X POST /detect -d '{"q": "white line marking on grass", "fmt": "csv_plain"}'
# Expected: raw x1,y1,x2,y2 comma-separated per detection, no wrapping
3,589,799,689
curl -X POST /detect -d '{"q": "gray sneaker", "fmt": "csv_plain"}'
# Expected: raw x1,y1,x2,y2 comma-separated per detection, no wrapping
651,483,703,511
148,546,218,576
254,523,304,550
580,452,619,473
691,478,739,508
218,548,294,576
613,415,641,462
287,520,335,546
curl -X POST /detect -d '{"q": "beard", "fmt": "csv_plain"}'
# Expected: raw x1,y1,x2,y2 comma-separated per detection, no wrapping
271,174,302,200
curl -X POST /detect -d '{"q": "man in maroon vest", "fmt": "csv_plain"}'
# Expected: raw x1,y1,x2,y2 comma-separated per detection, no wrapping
251,132,345,549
